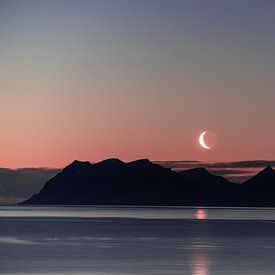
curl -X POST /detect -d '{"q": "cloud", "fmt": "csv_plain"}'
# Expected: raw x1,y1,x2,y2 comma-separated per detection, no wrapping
205,160,275,169
206,169,248,175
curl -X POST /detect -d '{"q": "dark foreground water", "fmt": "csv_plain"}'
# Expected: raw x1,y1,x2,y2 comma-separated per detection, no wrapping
1,206,275,274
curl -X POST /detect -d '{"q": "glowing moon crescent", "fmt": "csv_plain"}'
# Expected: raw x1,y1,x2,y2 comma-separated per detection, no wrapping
199,131,211,149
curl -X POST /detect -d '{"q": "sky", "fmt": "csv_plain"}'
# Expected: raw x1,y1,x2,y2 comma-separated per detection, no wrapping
1,0,275,168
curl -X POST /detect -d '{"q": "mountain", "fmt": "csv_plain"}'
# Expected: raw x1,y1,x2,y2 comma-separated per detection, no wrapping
241,166,275,206
179,167,238,204
179,167,234,187
243,166,275,188
21,159,239,206
21,159,275,206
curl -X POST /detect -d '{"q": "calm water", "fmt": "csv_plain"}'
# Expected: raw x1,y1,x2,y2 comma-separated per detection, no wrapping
1,206,275,274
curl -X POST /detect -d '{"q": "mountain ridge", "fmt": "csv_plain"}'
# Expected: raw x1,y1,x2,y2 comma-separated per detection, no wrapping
21,159,275,206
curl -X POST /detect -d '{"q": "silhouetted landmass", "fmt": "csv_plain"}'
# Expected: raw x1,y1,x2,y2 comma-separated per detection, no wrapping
21,159,275,206
240,166,275,206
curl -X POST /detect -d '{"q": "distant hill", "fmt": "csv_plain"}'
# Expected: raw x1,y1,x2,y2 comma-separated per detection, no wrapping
21,159,275,206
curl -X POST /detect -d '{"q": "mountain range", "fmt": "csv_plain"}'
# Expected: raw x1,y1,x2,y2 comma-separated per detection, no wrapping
21,159,275,206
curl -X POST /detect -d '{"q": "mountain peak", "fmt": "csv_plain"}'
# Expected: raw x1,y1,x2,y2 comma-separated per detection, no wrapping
128,159,152,166
255,165,275,179
190,167,209,174
181,167,211,177
243,165,275,188
95,158,126,168
71,160,90,165
262,165,274,173
64,160,91,170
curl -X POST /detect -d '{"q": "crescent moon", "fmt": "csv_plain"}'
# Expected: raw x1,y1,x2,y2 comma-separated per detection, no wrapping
199,131,211,149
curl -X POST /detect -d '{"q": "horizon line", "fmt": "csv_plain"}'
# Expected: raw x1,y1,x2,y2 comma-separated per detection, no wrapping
1,158,275,170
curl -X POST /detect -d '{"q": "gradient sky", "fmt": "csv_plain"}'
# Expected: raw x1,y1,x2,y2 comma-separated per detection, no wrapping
1,0,275,168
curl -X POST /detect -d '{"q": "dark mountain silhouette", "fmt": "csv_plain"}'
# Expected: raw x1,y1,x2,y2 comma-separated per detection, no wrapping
179,167,239,204
240,166,275,206
243,166,275,188
179,167,234,187
21,159,275,206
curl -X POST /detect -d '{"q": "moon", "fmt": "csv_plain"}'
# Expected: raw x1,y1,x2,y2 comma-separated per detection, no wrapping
199,131,211,149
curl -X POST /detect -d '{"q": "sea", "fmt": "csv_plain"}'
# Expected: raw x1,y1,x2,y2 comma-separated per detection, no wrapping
1,206,275,275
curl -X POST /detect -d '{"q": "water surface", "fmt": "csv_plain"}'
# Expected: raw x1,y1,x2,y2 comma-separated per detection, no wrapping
1,206,275,274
